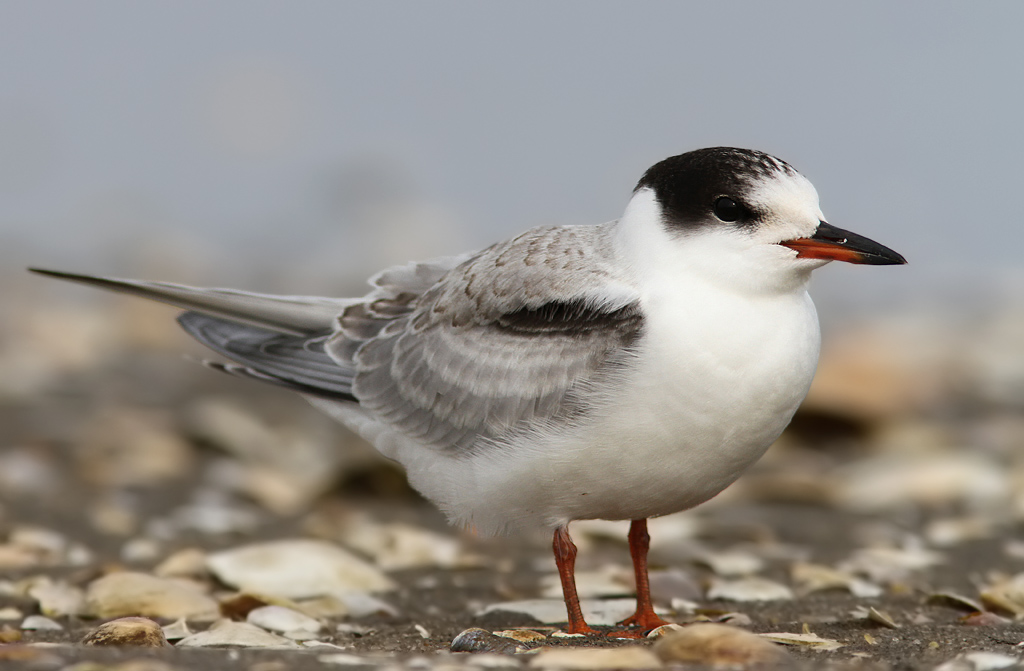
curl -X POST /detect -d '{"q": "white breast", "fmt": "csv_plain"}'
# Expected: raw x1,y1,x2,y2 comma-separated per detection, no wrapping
440,191,824,533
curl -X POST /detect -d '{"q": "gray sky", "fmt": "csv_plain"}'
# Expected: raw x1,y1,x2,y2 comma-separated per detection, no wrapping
2,1,1022,314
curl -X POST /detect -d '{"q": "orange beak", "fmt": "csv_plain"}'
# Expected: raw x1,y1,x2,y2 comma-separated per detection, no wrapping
780,222,906,265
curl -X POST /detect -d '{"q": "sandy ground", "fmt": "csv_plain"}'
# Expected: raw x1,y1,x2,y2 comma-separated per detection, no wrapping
0,295,1023,670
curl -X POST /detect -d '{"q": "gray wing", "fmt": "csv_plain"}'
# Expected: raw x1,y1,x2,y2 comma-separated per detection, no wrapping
28,258,470,402
330,224,644,452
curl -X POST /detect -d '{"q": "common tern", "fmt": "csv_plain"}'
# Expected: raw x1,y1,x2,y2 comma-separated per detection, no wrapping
31,147,906,635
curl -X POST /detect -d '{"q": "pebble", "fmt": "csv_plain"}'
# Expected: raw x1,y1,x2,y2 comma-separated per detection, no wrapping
980,572,1024,617
170,498,262,535
207,539,395,598
121,538,163,563
176,619,299,648
451,628,528,654
161,618,192,641
929,592,986,613
493,629,548,643
339,516,466,570
27,578,86,617
332,591,399,618
925,517,996,547
528,646,662,670
84,571,220,620
706,577,794,602
695,549,764,577
246,605,322,638
758,631,844,651
836,452,1009,512
654,623,792,667
20,615,62,631
840,545,944,584
790,562,883,598
77,408,194,487
186,398,344,514
960,611,1011,626
296,595,350,619
81,616,170,647
154,547,208,578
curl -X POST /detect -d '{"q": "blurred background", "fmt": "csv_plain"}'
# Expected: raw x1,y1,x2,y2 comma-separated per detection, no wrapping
0,0,1023,584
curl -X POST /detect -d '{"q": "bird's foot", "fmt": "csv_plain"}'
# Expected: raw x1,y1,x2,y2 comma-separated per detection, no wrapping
617,611,672,632
562,623,600,636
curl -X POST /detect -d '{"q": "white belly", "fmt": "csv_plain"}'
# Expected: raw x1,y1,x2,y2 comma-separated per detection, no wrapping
444,285,821,534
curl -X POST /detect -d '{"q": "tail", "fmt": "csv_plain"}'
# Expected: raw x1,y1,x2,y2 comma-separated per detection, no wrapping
28,268,346,336
30,268,357,402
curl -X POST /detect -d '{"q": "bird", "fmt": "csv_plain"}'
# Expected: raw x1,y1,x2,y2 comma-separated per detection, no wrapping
31,147,906,636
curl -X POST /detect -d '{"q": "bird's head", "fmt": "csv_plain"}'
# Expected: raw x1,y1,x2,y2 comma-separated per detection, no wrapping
621,147,905,293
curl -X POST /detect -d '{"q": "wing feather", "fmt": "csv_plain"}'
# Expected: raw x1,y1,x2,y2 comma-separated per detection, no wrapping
329,224,644,451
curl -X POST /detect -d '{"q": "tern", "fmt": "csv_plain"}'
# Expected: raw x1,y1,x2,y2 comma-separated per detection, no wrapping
31,147,906,636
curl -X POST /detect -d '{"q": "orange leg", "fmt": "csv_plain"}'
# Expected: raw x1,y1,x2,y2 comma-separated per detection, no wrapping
619,519,670,631
553,525,598,635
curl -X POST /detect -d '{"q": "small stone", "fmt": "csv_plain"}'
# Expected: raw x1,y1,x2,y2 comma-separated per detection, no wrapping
339,516,466,570
177,619,299,648
706,577,794,602
82,616,170,647
960,611,1011,626
90,495,140,536
84,571,219,620
78,408,195,487
925,517,995,547
162,618,192,641
647,624,686,639
493,629,548,643
758,631,844,651
335,623,376,637
790,562,883,598
21,615,62,631
866,606,899,629
980,573,1024,617
836,453,1009,512
0,607,22,620
840,545,944,585
696,549,764,577
27,579,85,617
121,538,162,563
154,548,208,578
654,624,791,667
451,628,526,654
296,595,350,619
217,592,272,620
332,591,398,618
246,605,321,637
207,539,395,598
529,646,662,669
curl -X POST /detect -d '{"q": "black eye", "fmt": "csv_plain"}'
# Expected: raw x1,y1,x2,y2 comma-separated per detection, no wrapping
713,197,742,222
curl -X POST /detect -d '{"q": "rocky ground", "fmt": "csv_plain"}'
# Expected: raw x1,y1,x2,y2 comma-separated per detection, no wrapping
0,283,1023,670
